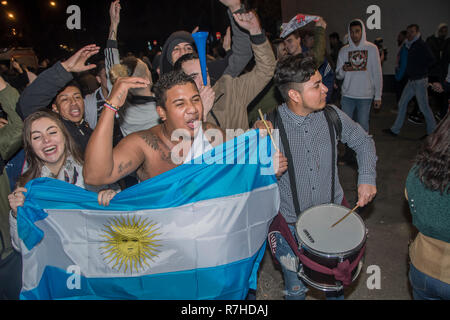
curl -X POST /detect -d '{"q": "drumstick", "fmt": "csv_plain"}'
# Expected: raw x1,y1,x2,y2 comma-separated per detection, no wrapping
258,109,280,153
330,204,359,228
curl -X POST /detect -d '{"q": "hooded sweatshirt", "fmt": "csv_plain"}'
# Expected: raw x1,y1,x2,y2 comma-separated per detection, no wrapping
160,31,195,75
336,19,383,100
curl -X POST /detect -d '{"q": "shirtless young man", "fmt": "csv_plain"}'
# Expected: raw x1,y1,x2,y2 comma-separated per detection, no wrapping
83,71,219,184
83,71,287,185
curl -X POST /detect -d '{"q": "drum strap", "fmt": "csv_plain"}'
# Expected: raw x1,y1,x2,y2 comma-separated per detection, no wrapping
270,109,302,216
268,212,365,287
267,106,341,214
323,106,341,203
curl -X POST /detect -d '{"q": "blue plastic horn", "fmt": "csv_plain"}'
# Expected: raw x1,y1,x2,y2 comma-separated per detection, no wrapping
192,31,209,86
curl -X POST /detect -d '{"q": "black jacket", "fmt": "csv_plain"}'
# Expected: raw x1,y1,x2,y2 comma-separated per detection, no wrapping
406,37,435,80
60,118,92,155
426,35,448,82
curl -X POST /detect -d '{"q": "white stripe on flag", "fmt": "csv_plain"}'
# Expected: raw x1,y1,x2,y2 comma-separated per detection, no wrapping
21,184,279,291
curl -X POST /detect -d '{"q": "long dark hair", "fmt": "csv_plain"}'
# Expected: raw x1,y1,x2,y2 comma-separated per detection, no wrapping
18,110,83,187
414,112,450,194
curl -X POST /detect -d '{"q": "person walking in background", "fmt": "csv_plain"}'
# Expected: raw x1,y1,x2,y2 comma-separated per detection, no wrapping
384,24,436,138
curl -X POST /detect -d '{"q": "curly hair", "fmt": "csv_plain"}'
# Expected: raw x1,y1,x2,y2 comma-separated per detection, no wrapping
151,70,196,108
414,112,450,194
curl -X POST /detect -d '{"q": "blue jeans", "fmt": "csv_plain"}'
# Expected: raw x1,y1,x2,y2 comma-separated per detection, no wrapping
340,96,373,133
409,263,450,300
391,78,436,135
273,225,344,300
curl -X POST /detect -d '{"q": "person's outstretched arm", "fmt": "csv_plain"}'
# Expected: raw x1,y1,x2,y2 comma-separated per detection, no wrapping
105,0,122,92
16,45,99,119
220,0,253,78
83,77,149,186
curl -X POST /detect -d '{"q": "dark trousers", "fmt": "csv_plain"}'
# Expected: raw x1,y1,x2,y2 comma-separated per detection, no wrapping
0,250,22,300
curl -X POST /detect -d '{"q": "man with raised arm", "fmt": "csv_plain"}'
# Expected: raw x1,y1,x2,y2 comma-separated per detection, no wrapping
174,10,276,131
83,71,287,186
16,45,100,154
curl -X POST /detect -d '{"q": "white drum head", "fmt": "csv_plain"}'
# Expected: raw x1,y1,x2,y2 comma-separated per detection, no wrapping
296,204,365,255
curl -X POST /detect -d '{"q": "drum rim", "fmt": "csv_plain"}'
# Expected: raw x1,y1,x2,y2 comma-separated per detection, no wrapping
295,203,367,259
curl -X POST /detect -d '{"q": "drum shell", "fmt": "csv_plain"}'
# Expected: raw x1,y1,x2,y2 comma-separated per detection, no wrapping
295,204,367,290
300,241,365,288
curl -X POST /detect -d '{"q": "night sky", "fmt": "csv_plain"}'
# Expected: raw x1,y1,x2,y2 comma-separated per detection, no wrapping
1,0,281,62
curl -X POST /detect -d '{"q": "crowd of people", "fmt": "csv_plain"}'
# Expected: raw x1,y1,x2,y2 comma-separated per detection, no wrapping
0,0,449,300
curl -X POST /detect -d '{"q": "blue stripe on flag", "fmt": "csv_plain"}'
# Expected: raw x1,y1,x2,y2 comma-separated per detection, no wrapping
20,243,266,300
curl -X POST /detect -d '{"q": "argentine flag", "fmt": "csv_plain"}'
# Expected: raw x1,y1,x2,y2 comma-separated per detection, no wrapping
17,130,280,300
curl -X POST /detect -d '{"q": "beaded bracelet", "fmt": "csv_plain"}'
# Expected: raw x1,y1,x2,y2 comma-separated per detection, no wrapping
103,102,119,113
105,99,120,109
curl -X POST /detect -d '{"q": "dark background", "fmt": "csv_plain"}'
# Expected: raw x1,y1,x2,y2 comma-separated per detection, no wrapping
1,0,282,62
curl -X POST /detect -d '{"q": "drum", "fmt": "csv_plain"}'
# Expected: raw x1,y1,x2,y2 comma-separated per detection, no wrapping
295,204,367,291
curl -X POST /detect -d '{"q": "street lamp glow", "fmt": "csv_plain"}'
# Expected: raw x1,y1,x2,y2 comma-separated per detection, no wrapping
1,1,8,6
50,1,56,7
7,12,14,19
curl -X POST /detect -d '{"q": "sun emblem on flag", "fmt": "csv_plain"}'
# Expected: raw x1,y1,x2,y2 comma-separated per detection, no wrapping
100,216,161,273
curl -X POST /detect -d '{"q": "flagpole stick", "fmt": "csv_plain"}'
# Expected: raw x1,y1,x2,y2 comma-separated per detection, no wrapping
258,109,280,153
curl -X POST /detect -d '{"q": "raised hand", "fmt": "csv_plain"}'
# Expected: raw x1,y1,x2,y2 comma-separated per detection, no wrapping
108,0,121,40
199,85,216,120
219,0,242,13
11,59,23,74
191,26,199,34
315,16,327,29
233,10,262,35
61,44,100,73
107,77,150,109
110,0,121,28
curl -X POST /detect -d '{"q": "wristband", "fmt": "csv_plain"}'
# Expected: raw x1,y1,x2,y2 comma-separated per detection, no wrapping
104,102,119,113
105,99,120,110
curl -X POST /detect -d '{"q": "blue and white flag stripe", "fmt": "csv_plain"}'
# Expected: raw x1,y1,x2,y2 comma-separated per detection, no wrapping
17,130,280,300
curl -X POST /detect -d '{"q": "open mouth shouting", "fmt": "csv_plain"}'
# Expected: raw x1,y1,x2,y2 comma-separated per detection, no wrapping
186,117,201,130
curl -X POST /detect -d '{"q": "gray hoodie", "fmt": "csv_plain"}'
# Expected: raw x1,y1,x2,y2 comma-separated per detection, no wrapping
336,19,383,100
